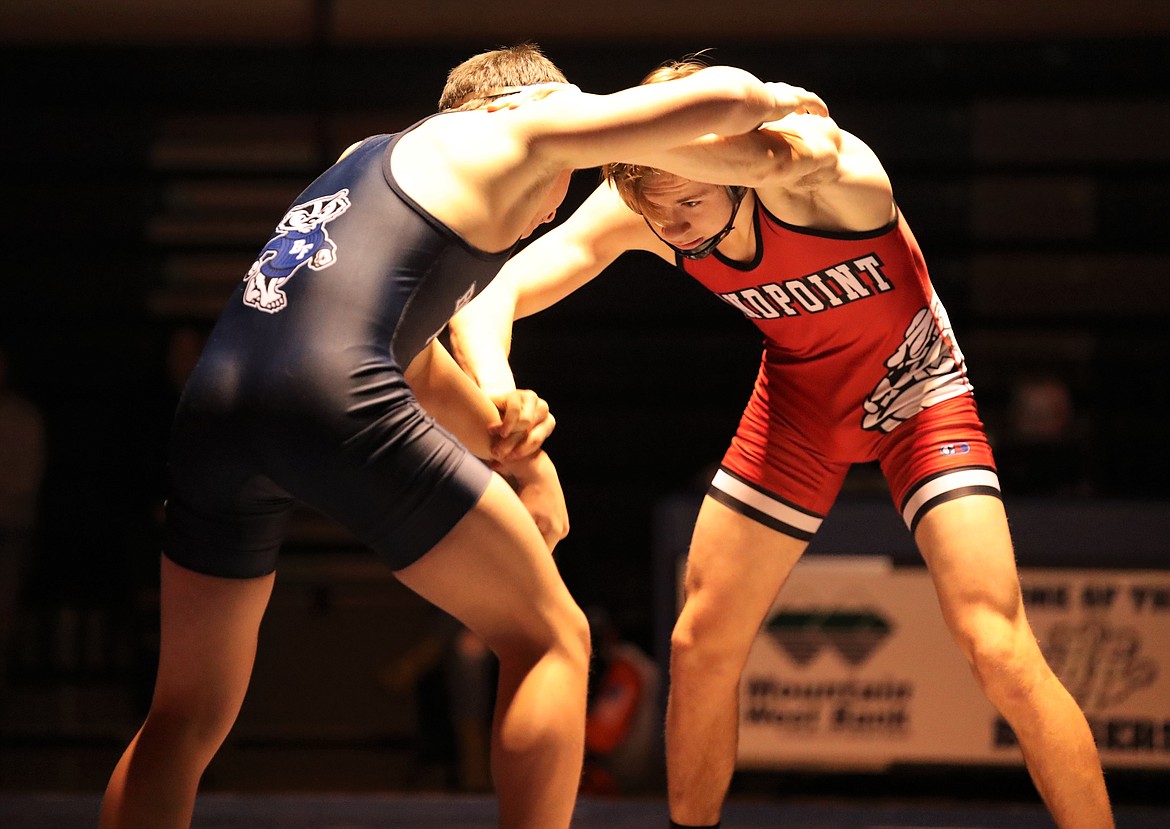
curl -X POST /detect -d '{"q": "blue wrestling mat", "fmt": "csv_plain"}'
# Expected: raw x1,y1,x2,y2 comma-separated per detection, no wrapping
1,794,1167,829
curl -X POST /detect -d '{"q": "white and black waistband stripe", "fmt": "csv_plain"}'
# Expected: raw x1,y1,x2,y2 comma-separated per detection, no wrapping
708,468,823,541
900,466,1001,532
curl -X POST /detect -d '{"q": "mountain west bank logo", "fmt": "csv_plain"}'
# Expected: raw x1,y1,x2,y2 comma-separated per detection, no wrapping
747,607,908,735
764,607,894,666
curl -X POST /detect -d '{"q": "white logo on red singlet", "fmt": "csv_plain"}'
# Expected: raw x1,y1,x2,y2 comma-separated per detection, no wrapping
716,253,893,320
861,294,973,433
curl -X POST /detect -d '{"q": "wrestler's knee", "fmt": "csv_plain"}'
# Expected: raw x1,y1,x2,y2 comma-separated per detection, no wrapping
558,603,592,673
141,697,241,767
670,598,755,682
494,600,591,678
951,605,1048,702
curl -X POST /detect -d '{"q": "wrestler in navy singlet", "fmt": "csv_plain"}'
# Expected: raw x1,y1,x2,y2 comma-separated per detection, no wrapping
166,123,508,578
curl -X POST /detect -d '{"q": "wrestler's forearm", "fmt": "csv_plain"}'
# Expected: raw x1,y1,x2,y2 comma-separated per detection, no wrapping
449,290,520,396
405,340,501,459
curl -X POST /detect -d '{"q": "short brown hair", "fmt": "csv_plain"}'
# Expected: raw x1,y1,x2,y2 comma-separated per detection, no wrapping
602,57,710,215
438,43,568,112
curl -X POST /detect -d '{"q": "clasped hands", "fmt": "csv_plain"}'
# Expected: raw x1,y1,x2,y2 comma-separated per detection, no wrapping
489,389,568,552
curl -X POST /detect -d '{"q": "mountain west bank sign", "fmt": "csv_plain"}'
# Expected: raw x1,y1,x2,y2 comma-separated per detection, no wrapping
737,557,1170,770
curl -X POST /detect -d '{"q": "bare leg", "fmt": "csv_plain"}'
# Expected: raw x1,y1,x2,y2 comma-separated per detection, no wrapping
666,496,806,826
916,496,1114,829
102,475,586,829
100,558,275,829
394,474,590,829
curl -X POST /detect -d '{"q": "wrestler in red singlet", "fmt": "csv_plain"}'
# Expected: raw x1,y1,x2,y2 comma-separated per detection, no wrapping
681,203,999,536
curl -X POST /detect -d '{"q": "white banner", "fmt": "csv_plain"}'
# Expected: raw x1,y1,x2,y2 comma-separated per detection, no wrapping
736,557,1170,770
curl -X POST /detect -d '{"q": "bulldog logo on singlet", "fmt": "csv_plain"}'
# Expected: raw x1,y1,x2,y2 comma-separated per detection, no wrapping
861,294,973,433
243,189,351,314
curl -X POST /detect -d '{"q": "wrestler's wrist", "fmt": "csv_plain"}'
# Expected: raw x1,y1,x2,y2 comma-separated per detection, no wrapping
494,448,549,484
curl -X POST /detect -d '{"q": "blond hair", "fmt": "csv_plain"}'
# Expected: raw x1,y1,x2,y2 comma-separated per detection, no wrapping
602,57,710,215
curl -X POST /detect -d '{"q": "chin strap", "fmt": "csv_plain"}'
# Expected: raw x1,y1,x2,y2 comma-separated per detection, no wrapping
648,186,748,260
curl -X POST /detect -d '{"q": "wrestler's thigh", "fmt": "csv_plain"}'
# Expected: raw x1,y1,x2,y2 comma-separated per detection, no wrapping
914,495,1023,627
152,557,276,716
393,474,584,655
677,496,808,650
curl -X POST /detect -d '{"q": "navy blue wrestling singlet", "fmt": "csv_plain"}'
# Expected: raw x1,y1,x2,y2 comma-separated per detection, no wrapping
165,123,510,577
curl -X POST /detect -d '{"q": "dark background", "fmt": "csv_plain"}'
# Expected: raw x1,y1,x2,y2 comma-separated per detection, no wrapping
1,0,1167,801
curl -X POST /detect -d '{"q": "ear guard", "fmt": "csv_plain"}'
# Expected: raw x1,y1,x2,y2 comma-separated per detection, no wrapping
646,186,748,259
